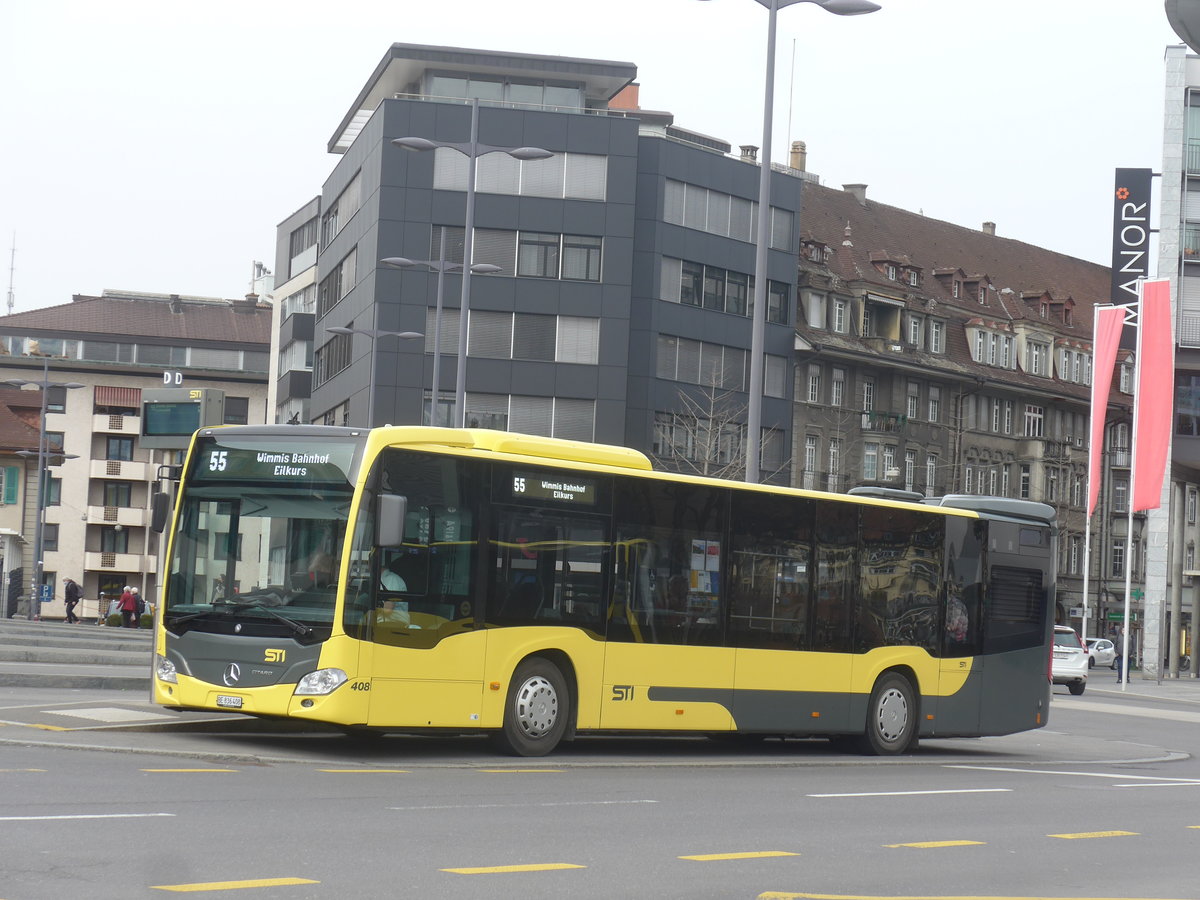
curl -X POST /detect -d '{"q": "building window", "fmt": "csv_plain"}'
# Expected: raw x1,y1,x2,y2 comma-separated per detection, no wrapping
43,524,59,552
862,378,874,412
1001,466,1010,496
908,316,922,346
833,300,847,334
906,382,920,419
975,331,985,362
930,320,944,353
562,235,602,281
1189,489,1197,524
1020,464,1031,499
106,437,134,461
863,442,879,481
1024,404,1044,437
101,526,129,554
1029,342,1046,376
830,368,845,407
904,449,917,492
1111,543,1124,578
928,386,941,423
804,435,818,472
926,455,937,494
991,398,1001,433
103,482,132,507
517,232,561,278
1004,400,1014,434
1070,536,1081,575
1114,479,1129,512
807,365,822,404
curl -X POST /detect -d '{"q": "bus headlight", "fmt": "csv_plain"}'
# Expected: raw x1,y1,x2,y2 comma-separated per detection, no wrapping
156,655,178,684
294,668,348,695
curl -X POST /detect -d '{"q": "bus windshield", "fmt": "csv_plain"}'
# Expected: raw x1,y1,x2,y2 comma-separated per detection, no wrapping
162,431,363,641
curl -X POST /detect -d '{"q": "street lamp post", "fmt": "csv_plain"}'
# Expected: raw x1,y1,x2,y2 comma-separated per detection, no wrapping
705,0,880,482
6,358,84,620
382,245,501,427
325,324,424,427
393,98,553,427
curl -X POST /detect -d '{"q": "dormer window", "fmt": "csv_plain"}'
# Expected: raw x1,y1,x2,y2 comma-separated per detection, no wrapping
1040,303,1049,318
952,281,961,299
978,286,986,303
907,270,919,286
886,264,897,281
1064,307,1073,326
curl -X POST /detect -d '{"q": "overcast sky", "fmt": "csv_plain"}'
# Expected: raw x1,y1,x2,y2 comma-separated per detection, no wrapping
0,0,1183,312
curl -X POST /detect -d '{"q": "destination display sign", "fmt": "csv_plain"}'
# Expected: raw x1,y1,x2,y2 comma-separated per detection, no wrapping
510,471,596,506
191,437,359,485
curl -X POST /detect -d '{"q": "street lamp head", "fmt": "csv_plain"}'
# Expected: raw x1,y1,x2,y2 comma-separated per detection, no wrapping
811,0,880,14
392,136,440,152
326,326,356,337
380,257,417,269
508,146,555,161
470,264,503,274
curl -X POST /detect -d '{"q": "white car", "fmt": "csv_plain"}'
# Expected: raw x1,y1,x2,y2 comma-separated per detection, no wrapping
1052,625,1088,695
1085,637,1117,669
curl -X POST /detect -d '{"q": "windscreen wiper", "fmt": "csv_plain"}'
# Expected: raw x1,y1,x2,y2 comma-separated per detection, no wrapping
227,599,312,638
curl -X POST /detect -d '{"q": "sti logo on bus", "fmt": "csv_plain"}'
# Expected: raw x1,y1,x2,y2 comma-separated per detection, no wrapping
264,649,286,663
611,685,634,701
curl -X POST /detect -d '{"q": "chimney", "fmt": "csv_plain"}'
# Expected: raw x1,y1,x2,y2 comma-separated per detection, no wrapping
232,293,260,314
843,184,868,207
740,145,759,162
789,140,807,172
169,293,183,313
982,221,996,236
610,83,640,111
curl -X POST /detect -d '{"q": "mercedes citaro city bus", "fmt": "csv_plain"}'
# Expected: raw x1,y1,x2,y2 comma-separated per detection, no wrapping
151,425,1056,756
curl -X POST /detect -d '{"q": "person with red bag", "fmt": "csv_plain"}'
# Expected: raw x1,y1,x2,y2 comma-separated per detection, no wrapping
119,586,139,629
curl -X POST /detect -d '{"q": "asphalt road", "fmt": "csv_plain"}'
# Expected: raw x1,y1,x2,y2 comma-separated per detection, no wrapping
1,670,1198,900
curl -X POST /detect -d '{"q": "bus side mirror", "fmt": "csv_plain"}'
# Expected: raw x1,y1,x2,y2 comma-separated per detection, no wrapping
377,494,408,548
150,492,171,533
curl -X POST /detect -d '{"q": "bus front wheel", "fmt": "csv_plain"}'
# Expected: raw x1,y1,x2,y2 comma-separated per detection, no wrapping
489,657,569,757
860,672,918,756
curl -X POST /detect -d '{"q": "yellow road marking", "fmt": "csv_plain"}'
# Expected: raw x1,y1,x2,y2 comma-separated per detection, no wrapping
1047,830,1139,839
883,841,985,849
140,769,238,774
319,769,411,774
29,724,68,731
152,877,318,892
442,863,584,874
681,851,799,861
477,769,563,773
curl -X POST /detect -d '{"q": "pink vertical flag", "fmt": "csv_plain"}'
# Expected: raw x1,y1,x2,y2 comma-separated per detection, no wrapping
1132,279,1175,512
1088,305,1127,516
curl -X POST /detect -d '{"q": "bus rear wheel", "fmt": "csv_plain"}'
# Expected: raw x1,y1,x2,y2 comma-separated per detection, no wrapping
489,657,569,757
860,672,918,755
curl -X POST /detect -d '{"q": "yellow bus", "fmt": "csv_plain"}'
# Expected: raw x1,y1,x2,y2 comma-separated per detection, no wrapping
152,425,1056,757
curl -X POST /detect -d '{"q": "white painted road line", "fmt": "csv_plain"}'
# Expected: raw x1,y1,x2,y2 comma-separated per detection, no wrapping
807,789,1012,798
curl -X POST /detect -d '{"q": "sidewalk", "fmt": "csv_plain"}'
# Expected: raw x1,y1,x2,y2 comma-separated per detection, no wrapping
1084,664,1200,702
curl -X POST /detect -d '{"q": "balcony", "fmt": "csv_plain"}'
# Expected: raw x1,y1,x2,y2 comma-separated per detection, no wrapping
92,413,141,435
861,411,907,434
86,505,149,528
1109,448,1131,467
83,551,158,575
1188,140,1200,176
89,459,152,482
1185,226,1200,262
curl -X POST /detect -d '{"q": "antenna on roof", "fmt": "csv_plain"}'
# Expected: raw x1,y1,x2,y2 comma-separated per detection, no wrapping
6,232,14,316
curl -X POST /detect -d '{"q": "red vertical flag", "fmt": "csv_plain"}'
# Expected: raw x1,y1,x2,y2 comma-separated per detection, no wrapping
1132,279,1174,512
1088,305,1127,516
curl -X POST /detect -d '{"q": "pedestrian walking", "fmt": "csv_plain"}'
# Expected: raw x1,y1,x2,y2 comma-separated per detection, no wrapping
119,585,139,629
63,578,82,624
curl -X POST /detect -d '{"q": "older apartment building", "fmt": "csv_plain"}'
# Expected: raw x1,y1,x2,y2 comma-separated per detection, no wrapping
0,290,271,620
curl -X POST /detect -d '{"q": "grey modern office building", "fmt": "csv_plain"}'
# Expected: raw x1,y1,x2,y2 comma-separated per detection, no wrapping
272,43,804,481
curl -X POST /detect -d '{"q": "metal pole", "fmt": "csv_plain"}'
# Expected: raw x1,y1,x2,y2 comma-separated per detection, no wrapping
432,227,447,426
454,98,480,429
365,316,377,429
746,0,779,483
28,357,48,620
